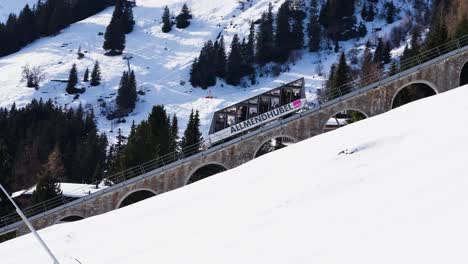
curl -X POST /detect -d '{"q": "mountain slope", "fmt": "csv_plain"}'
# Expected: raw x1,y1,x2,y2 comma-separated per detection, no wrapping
1,84,468,264
0,0,422,141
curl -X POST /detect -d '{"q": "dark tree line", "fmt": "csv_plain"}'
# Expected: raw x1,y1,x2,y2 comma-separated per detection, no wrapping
0,0,113,57
0,99,107,214
109,106,203,174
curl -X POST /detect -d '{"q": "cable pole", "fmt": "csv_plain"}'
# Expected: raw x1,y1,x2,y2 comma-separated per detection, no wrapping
0,184,61,264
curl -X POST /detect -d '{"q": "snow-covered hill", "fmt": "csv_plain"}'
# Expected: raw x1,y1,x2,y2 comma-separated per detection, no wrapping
0,0,419,141
1,83,467,264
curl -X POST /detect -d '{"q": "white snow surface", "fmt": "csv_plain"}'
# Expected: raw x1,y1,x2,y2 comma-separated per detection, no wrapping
0,0,418,142
1,84,467,263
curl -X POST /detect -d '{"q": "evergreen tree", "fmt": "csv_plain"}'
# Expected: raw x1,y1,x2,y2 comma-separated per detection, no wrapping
117,70,137,110
367,3,376,21
176,3,192,29
291,0,305,50
214,36,227,78
31,148,64,205
361,3,369,21
373,38,385,65
90,61,102,86
180,110,203,157
455,15,468,39
169,114,179,154
425,10,448,50
162,6,172,33
256,4,275,65
334,52,352,95
275,1,293,63
361,45,379,86
66,63,79,94
245,23,256,75
388,60,399,76
47,0,71,35
226,34,243,86
319,0,356,41
103,7,126,55
307,0,321,52
385,1,397,24
190,40,217,89
122,1,135,34
31,168,62,205
83,68,89,82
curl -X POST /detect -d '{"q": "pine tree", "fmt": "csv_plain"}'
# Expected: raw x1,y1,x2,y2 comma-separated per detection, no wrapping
385,1,397,24
122,1,135,34
361,2,369,21
388,60,399,76
66,63,79,94
275,1,293,63
162,6,172,33
83,68,89,82
103,10,126,55
425,10,448,50
117,70,137,110
214,36,227,78
256,4,275,65
291,0,305,50
90,61,102,86
307,0,321,52
245,23,256,75
361,46,379,86
373,38,385,65
169,114,179,154
176,3,192,29
226,34,243,86
455,15,468,40
334,52,352,95
191,40,216,89
31,163,62,205
367,3,376,21
180,110,203,157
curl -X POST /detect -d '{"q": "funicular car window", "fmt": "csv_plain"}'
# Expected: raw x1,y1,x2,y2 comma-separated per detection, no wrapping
249,106,258,117
259,96,270,113
215,114,226,132
271,97,280,109
227,115,236,126
237,106,248,122
292,88,301,101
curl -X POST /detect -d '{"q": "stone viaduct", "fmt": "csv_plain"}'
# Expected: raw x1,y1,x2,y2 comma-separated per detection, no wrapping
1,40,468,241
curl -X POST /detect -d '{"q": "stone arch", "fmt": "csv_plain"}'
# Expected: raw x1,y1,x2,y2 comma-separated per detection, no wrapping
254,135,297,159
54,214,85,224
116,188,157,209
321,108,369,133
391,80,438,109
460,59,468,87
185,162,229,185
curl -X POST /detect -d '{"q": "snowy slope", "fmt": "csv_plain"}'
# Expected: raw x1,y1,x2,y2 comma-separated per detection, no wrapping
0,0,420,141
1,84,467,264
0,0,36,22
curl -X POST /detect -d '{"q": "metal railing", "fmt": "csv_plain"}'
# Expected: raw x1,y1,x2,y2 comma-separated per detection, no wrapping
1,34,468,234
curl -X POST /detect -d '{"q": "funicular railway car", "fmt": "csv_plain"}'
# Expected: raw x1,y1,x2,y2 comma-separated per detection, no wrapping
208,78,307,145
